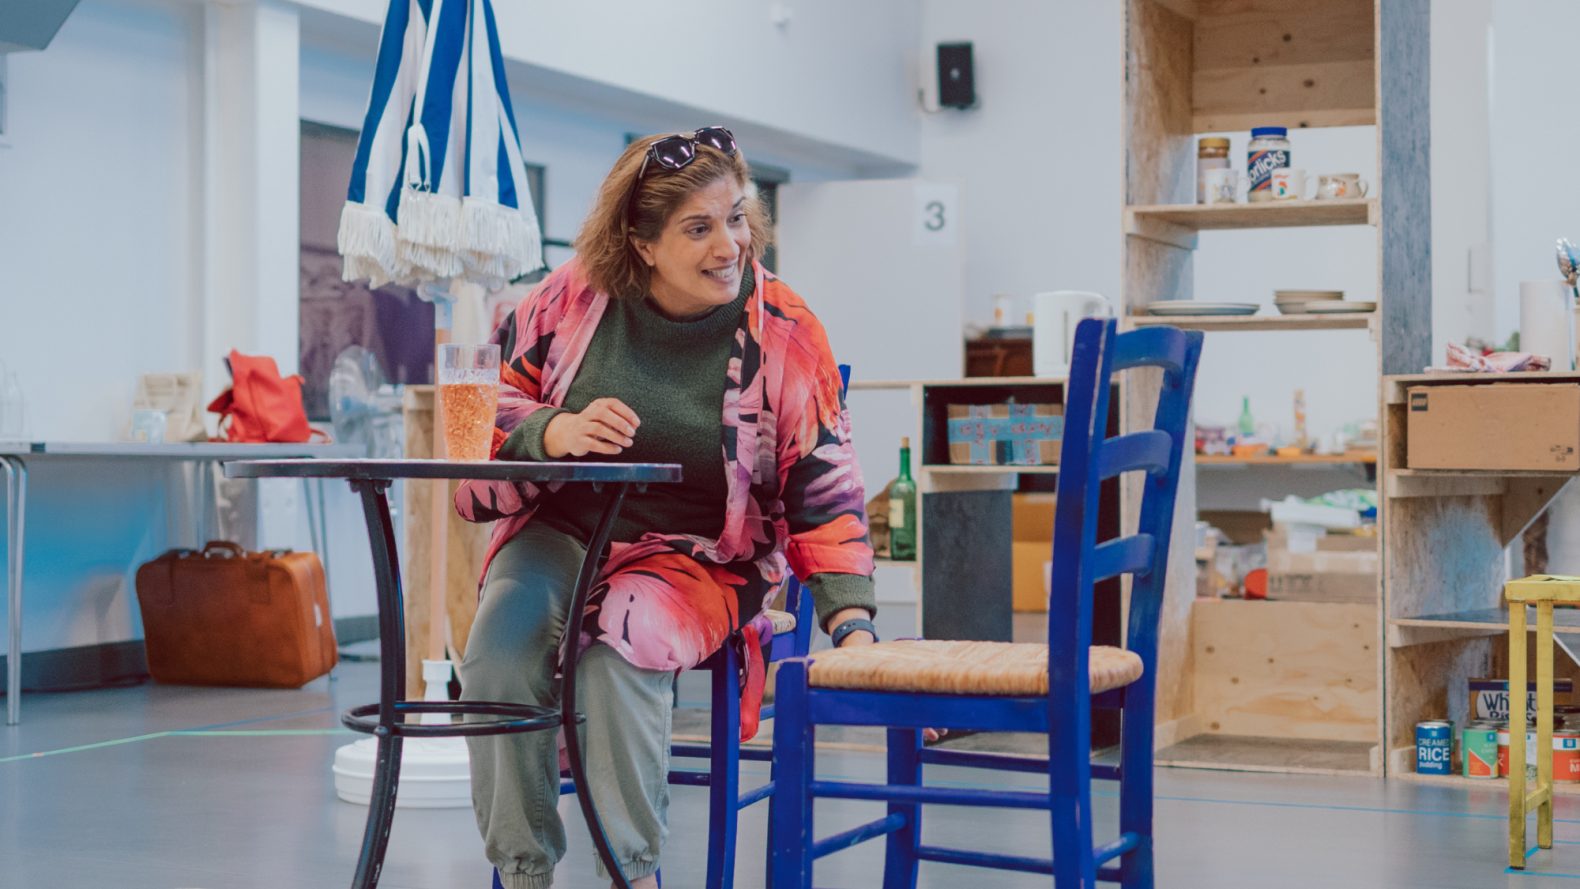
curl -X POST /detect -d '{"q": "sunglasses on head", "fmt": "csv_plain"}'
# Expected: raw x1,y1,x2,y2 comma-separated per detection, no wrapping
624,127,738,230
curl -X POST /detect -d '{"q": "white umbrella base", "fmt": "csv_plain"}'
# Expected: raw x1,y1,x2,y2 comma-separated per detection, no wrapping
332,736,473,808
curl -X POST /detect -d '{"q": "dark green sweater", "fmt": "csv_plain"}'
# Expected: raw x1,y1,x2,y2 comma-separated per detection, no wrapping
498,274,875,629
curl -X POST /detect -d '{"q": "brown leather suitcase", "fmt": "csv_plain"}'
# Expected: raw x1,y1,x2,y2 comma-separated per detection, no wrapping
135,541,338,688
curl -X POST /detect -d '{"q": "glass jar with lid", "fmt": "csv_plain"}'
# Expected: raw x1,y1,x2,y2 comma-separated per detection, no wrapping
1196,138,1230,204
1247,126,1291,203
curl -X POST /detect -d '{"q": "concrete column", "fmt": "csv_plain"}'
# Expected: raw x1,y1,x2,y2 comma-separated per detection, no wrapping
201,0,300,391
200,1,302,550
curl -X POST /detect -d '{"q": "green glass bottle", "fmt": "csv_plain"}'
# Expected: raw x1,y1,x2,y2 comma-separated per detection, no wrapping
1238,396,1255,438
889,437,918,561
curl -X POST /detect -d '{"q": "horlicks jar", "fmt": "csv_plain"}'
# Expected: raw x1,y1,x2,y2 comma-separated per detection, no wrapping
1247,126,1291,203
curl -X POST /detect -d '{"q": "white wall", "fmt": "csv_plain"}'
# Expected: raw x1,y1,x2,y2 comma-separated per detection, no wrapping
916,0,1123,329
1489,0,1580,344
1432,0,1494,356
0,0,199,442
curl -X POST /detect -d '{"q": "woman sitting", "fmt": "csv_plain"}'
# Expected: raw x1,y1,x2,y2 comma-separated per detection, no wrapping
454,128,878,889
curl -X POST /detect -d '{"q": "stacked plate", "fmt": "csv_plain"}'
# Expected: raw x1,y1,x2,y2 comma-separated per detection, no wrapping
1275,290,1343,314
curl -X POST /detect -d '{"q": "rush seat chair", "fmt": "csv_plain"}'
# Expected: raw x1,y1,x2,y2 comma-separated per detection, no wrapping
767,319,1203,889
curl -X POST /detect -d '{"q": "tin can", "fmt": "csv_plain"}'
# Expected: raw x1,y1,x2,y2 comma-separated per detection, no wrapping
1556,728,1580,783
1463,722,1500,778
1416,720,1453,775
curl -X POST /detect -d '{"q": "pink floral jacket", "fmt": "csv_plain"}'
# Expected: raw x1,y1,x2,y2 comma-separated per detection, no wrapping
455,258,874,668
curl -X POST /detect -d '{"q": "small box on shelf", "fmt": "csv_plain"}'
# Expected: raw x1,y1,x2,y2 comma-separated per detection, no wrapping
1406,383,1580,471
945,403,1063,466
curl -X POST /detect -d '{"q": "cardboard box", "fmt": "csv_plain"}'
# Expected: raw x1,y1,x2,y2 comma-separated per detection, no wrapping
1407,383,1580,471
1264,524,1378,604
947,403,1063,466
1469,678,1574,720
1012,494,1056,611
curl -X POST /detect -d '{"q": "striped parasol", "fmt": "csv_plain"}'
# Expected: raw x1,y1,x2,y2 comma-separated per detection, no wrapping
337,0,542,289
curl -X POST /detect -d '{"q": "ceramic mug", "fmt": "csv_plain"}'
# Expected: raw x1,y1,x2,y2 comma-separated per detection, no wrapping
1204,168,1239,204
1270,168,1310,201
1316,173,1369,200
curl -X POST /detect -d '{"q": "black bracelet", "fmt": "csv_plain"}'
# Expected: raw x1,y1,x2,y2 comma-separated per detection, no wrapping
830,617,878,648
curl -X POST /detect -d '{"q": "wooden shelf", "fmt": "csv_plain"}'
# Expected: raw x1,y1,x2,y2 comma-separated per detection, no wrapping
1125,312,1374,332
1197,450,1377,466
1388,607,1580,648
848,376,1066,392
1390,468,1580,479
1126,198,1376,233
1154,733,1376,777
922,464,1059,475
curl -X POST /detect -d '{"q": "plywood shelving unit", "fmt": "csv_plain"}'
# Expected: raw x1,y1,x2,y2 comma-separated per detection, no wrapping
1119,0,1430,776
1380,373,1576,778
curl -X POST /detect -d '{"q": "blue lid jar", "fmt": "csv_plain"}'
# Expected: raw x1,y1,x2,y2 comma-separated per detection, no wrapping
1250,126,1288,138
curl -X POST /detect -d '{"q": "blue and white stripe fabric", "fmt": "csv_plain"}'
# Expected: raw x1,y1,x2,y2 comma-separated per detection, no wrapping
338,0,431,288
459,0,541,284
338,0,542,289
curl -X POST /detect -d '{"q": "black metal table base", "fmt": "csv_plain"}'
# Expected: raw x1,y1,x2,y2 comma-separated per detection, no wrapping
344,478,635,889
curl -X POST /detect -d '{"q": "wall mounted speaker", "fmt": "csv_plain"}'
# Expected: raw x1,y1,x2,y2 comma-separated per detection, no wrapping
937,42,975,110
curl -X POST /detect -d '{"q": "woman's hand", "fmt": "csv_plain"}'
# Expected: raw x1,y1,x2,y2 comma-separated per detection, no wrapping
543,398,640,458
825,607,943,741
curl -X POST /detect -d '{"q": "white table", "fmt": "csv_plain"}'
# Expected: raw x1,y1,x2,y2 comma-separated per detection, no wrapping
0,441,361,725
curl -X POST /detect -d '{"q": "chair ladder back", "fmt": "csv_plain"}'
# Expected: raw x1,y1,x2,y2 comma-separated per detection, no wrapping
1114,326,1202,675
1046,318,1203,699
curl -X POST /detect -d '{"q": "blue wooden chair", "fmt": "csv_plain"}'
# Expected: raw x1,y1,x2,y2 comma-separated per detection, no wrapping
768,319,1203,889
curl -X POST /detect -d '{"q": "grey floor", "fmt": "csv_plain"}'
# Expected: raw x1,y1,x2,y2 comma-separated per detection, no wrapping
8,608,1580,889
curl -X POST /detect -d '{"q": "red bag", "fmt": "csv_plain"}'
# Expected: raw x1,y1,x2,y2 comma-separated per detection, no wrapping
207,350,322,443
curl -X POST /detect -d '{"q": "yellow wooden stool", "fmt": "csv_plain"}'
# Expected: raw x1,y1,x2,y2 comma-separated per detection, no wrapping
1505,575,1580,869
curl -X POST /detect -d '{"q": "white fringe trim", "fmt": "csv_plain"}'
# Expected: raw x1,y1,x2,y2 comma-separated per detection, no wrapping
460,197,544,277
337,202,400,283
397,237,463,280
397,187,463,250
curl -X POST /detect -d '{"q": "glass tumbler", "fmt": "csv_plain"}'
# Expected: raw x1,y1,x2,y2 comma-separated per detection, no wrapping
438,344,500,461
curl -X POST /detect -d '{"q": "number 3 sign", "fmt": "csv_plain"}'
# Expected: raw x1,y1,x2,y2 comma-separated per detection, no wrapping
912,182,958,247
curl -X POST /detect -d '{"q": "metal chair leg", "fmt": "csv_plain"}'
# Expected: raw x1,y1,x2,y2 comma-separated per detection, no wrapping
350,478,408,889
4,456,25,726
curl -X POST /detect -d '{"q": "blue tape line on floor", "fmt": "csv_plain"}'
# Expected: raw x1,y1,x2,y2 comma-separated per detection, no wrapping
1507,844,1580,879
0,705,336,763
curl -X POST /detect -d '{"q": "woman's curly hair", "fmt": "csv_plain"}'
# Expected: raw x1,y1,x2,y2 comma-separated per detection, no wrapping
575,134,771,298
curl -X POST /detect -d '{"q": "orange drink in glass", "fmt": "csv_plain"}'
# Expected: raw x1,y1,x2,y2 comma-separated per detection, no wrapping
438,344,500,461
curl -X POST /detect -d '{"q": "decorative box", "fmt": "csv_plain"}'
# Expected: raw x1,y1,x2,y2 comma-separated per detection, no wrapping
946,403,1064,466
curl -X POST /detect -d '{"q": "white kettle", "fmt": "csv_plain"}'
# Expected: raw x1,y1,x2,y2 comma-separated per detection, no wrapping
1033,291,1113,378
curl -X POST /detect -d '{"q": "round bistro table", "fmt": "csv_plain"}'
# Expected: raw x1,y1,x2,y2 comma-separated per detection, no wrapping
223,458,681,889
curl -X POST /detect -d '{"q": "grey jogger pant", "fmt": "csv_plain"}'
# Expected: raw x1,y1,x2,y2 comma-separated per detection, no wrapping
461,522,674,889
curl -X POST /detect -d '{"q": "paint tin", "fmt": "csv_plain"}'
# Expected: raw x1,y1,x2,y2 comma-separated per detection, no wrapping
1556,728,1580,783
1416,720,1453,775
1497,726,1576,782
1462,721,1500,778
